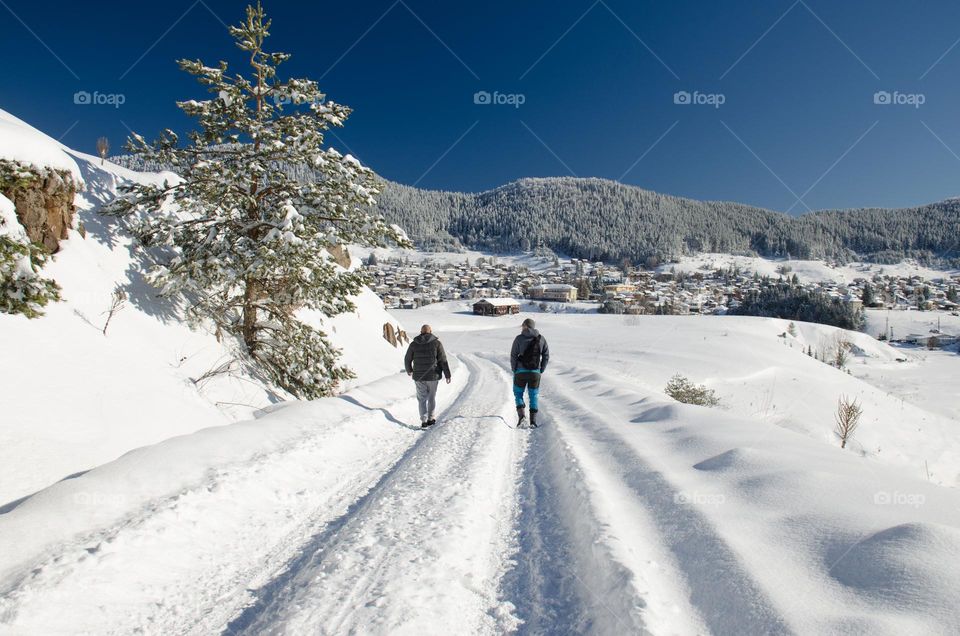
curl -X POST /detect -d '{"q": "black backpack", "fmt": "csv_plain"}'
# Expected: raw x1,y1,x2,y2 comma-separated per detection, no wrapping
519,335,542,370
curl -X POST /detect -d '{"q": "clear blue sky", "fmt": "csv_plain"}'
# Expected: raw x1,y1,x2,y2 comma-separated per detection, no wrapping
4,0,960,212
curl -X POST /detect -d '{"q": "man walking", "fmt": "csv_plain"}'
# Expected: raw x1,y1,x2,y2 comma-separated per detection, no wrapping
405,325,452,428
511,318,550,428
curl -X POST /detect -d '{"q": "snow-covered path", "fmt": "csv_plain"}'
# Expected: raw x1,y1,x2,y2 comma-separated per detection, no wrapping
3,322,960,635
229,355,526,635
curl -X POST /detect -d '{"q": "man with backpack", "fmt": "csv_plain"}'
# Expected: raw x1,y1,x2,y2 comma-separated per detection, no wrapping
405,324,452,428
511,318,550,428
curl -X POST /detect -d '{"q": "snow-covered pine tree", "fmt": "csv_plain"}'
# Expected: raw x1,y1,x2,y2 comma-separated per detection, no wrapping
105,2,406,398
0,232,60,318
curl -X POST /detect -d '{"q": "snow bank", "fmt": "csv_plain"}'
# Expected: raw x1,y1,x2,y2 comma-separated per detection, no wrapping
415,304,960,486
544,368,960,633
0,110,81,182
0,372,418,585
0,110,405,505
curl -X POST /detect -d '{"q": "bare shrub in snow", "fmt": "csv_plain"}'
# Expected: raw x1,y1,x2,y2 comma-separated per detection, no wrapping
192,358,236,389
101,285,126,335
834,395,863,449
665,375,720,407
834,338,851,369
96,137,109,166
817,333,852,368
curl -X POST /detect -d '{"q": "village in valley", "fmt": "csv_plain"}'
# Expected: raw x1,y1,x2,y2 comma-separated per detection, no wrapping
362,252,960,347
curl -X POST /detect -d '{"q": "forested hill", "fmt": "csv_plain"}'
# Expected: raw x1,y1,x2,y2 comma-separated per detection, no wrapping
374,177,960,265
109,152,959,265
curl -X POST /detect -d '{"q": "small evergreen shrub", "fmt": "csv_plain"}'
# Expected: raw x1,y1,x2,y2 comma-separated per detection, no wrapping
0,235,61,318
665,374,720,407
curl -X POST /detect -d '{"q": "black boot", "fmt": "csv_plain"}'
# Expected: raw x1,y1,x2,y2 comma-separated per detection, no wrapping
529,409,538,428
516,405,526,427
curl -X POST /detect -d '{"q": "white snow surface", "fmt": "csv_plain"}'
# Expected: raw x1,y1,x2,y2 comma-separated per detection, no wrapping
0,110,82,181
0,109,404,506
660,252,959,283
0,193,24,241
2,302,959,635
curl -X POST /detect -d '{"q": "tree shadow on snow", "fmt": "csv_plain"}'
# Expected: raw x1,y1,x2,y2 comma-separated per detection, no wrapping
337,395,422,431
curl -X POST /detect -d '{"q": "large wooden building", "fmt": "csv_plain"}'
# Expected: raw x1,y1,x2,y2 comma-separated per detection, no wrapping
473,298,521,316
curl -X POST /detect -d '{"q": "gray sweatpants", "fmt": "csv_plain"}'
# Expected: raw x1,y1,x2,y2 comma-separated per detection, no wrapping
415,380,439,422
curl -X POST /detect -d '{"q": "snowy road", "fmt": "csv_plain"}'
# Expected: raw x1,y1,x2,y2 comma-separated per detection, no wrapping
228,355,526,635
3,340,960,635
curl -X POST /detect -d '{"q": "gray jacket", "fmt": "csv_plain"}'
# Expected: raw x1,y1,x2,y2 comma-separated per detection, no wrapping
511,328,550,372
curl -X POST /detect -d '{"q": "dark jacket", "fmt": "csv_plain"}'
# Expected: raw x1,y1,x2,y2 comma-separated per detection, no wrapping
405,333,451,382
511,328,550,373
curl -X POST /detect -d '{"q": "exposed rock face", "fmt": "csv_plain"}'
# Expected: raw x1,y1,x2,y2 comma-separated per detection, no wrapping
327,244,351,269
0,163,77,253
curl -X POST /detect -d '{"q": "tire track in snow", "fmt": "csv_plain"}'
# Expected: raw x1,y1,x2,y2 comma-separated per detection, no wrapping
499,415,652,636
474,353,650,636
226,355,527,635
544,365,794,636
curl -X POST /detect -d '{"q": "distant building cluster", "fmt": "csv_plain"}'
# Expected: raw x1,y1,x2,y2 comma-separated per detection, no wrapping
364,254,960,334
364,256,529,310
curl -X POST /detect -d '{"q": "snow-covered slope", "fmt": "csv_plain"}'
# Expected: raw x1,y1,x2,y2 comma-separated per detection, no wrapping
1,307,958,634
660,252,959,283
0,110,81,181
0,111,404,505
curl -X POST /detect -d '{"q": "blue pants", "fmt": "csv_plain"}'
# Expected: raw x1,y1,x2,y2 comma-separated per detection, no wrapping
513,370,541,411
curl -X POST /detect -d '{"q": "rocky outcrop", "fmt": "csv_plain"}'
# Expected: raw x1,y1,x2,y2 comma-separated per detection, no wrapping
0,161,78,253
327,243,351,269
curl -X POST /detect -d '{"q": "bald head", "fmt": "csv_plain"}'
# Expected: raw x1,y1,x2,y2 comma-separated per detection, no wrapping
420,324,432,334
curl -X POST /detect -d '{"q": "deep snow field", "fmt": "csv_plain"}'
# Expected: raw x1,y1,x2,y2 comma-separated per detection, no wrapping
2,300,959,634
2,108,960,635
